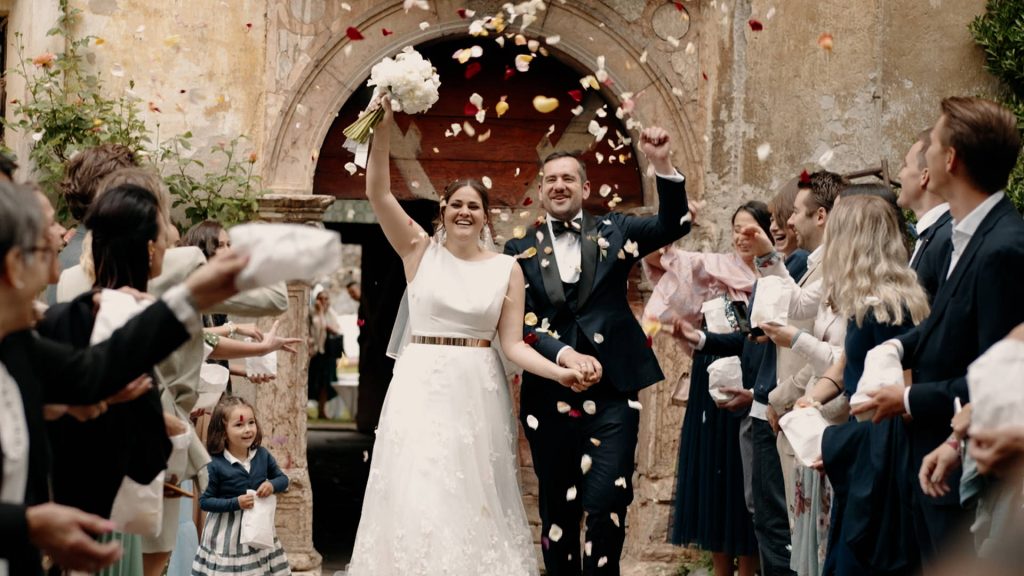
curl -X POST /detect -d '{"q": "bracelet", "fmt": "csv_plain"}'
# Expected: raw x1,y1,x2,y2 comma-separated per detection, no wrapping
754,251,782,269
819,376,842,394
790,329,805,348
225,321,237,338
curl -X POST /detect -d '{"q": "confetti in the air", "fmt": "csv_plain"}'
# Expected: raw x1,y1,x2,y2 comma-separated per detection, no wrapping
526,414,539,429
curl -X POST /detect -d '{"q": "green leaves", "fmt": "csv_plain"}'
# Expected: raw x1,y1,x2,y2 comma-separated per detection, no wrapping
971,0,1024,212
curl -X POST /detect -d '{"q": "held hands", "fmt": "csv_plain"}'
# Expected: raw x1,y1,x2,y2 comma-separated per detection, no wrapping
639,127,673,175
558,349,603,392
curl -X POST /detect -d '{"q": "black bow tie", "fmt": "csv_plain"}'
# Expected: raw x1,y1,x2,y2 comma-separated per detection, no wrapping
552,217,582,238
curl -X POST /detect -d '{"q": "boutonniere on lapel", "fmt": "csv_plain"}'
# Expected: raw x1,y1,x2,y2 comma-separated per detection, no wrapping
587,234,611,260
617,239,639,260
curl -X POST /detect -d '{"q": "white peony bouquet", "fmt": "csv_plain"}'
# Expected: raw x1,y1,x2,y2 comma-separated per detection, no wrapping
343,46,441,144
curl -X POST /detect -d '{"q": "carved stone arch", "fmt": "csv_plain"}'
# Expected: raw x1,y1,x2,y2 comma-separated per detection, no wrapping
263,0,702,204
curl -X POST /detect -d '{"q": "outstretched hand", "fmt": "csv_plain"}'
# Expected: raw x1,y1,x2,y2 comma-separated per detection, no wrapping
261,319,303,354
740,225,775,259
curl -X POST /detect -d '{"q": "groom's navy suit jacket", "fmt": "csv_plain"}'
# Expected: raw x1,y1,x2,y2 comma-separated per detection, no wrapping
899,195,1024,505
504,174,691,393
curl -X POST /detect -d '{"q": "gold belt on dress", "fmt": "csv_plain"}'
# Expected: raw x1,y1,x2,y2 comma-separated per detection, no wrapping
410,335,492,348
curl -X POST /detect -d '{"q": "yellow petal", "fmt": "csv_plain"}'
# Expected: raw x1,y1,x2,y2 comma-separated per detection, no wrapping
495,100,509,117
532,95,559,114
518,246,538,259
524,312,538,326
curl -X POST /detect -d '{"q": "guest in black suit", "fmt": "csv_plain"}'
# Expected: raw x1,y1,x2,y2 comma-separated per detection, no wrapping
854,96,1024,564
504,127,690,576
0,181,247,575
897,128,953,301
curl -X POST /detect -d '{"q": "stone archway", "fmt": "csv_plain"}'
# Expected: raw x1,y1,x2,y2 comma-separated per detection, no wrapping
263,0,703,204
261,1,705,569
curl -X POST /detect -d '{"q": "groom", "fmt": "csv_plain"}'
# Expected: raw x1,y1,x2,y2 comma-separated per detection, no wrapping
506,127,691,575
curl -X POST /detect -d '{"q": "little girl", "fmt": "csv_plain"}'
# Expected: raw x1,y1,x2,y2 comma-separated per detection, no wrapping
192,396,291,575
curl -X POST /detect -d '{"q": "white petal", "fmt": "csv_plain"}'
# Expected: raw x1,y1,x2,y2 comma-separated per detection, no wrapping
344,162,358,175
546,35,561,45
598,556,608,567
585,541,593,556
599,184,612,197
614,476,627,488
590,437,602,446
549,524,563,542
581,454,593,474
557,401,571,414
593,333,604,344
756,143,772,162
627,399,643,410
609,512,620,527
482,176,493,189
526,414,539,430
583,400,597,415
566,486,577,501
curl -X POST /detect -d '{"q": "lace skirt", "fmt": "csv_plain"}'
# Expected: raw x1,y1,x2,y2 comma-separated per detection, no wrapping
346,344,538,576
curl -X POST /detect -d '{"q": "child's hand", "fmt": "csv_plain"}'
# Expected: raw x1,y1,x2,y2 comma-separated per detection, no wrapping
238,493,255,510
256,481,274,498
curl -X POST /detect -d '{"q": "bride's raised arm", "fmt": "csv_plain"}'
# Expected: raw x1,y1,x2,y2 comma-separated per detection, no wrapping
365,97,430,270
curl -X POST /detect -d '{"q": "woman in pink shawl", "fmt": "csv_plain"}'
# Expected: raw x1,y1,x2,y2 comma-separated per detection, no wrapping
644,201,772,576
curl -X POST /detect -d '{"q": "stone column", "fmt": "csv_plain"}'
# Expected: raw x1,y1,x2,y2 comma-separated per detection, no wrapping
252,193,335,575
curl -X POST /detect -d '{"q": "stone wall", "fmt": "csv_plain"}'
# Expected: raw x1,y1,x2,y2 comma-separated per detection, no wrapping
1,0,1004,572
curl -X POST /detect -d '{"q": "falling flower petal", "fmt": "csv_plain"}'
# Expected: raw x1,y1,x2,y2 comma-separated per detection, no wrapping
464,101,479,116
598,556,609,567
526,414,539,429
598,184,612,198
524,332,539,345
513,225,526,239
566,486,577,501
593,333,605,344
518,246,538,260
477,129,491,142
583,400,597,415
504,66,515,81
524,312,539,326
614,477,627,488
628,399,643,410
610,512,620,527
344,162,357,175
818,32,834,52
515,54,533,72
465,61,482,79
496,98,509,117
757,143,772,161
532,95,559,113
546,35,561,45
346,26,364,40
567,89,583,102
549,524,563,542
482,175,492,188
748,19,763,31
419,21,430,30
590,437,602,446
581,454,593,474
362,450,369,462
404,0,429,11
557,401,571,414
382,28,394,36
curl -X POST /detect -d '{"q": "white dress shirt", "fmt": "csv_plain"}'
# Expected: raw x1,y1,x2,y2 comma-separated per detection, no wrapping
546,210,584,284
224,448,256,473
0,360,29,576
909,203,949,265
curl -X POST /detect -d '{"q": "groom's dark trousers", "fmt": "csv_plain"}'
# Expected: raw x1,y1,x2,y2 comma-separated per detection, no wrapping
507,173,690,576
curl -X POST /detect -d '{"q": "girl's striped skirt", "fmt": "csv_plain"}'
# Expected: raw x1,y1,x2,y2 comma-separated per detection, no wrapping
191,510,290,576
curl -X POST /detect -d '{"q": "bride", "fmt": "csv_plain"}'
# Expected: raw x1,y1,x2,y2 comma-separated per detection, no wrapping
345,98,584,575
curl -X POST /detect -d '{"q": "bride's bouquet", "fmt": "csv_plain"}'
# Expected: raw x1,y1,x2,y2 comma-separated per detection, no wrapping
343,46,441,144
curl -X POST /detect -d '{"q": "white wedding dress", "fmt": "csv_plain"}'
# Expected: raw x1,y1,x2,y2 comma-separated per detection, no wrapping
346,241,539,576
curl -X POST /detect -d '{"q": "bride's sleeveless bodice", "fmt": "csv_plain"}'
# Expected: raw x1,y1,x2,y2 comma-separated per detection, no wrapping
407,241,514,340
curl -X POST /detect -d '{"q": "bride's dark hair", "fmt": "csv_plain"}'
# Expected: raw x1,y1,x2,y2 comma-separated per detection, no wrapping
433,179,492,239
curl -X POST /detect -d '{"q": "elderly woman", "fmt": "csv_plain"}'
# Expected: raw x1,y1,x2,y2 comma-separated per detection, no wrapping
0,181,246,575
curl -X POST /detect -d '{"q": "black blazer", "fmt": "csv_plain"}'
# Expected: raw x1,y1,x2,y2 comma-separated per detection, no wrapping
899,196,1024,502
0,299,190,575
36,292,172,518
911,210,953,303
504,174,690,393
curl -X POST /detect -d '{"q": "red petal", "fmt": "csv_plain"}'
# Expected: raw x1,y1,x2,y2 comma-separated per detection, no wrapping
541,536,550,550
673,1,684,10
568,409,582,418
567,89,583,102
245,22,253,30
457,8,469,19
465,61,482,79
357,318,366,327
701,71,708,81
799,169,811,184
524,332,539,345
748,19,763,31
504,66,515,81
464,102,479,116
382,28,393,36
645,335,653,348
523,196,534,206
513,373,521,386
346,26,365,40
